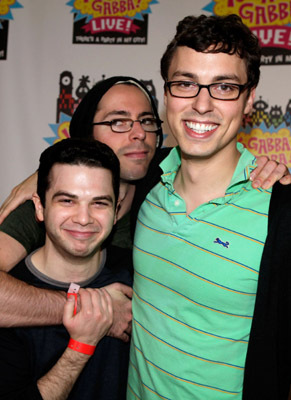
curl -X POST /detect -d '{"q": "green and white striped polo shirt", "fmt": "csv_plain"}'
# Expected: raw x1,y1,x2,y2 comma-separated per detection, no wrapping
128,143,271,400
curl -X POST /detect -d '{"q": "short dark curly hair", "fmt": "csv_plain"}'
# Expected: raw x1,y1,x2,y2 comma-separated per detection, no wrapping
161,14,261,90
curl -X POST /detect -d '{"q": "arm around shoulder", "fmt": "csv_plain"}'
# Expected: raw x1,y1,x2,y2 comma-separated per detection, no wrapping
0,270,66,327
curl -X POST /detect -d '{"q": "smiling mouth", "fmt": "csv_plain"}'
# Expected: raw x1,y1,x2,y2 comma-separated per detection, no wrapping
64,230,98,239
185,121,218,134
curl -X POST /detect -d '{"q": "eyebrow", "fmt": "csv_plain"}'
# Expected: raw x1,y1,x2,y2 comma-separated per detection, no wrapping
52,191,114,204
171,71,242,83
102,110,155,120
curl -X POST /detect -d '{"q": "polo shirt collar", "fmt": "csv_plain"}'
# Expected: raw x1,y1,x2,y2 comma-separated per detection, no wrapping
160,142,257,192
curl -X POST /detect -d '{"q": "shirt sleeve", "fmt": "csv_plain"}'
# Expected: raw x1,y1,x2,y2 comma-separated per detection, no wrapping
0,200,45,253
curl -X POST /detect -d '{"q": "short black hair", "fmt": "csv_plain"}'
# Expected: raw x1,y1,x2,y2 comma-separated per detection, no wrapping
161,14,261,90
37,138,120,207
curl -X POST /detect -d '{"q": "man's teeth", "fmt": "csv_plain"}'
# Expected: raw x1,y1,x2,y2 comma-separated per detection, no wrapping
186,121,217,133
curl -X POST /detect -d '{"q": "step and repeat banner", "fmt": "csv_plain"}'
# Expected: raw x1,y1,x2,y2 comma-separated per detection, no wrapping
0,0,291,203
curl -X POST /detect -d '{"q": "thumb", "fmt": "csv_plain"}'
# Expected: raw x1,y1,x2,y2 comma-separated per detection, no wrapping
280,174,291,185
63,295,76,325
119,332,130,343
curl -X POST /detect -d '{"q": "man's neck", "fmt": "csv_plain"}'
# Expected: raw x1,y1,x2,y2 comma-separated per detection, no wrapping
174,146,241,214
31,245,102,284
117,181,136,220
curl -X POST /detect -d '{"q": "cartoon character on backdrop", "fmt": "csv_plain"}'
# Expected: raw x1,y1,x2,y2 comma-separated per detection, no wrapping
284,99,291,126
243,97,291,129
57,71,75,122
247,97,270,127
75,75,91,104
269,106,284,129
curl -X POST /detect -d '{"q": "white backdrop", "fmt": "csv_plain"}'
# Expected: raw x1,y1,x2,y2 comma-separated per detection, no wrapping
1,0,291,203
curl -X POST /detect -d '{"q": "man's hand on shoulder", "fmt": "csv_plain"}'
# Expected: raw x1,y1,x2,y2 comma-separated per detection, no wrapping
0,172,37,224
104,282,133,343
250,155,290,189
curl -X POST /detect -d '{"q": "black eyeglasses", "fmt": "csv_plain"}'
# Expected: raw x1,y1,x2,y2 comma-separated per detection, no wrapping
92,118,162,133
166,81,249,101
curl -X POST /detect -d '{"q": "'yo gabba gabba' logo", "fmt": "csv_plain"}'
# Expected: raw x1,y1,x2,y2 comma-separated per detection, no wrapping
238,97,291,168
66,0,159,45
0,0,23,60
0,0,22,25
203,0,291,65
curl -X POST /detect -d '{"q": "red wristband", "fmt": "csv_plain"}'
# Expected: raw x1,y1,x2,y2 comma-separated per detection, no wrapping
68,338,96,355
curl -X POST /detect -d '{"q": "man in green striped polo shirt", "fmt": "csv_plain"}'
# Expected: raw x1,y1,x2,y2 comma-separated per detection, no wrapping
128,14,290,400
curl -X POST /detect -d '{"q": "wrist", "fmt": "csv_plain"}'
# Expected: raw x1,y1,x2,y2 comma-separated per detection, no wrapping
68,338,96,356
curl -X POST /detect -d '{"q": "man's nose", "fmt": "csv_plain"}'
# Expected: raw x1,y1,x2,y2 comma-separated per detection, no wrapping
191,87,214,114
72,205,93,225
129,120,147,140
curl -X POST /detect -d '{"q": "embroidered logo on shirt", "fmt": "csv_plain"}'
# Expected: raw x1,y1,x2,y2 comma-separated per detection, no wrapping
214,238,229,248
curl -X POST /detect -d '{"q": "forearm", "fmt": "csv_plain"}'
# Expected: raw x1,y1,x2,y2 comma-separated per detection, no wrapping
0,271,66,327
37,348,90,400
38,288,114,399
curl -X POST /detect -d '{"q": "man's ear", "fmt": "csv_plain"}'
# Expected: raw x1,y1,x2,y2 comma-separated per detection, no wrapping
244,87,256,115
164,89,168,108
114,199,121,225
32,193,44,222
